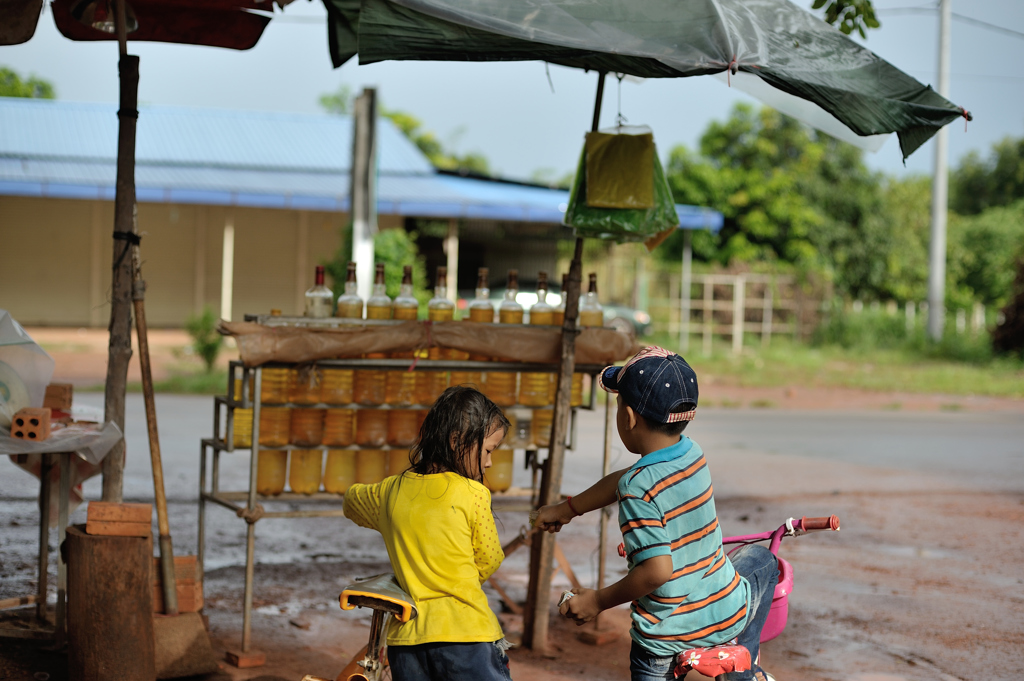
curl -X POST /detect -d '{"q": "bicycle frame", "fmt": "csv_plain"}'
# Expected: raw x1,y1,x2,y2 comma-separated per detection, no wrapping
721,515,840,643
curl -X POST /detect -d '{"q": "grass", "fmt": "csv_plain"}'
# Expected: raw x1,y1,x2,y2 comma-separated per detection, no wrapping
645,333,1024,399
82,368,229,395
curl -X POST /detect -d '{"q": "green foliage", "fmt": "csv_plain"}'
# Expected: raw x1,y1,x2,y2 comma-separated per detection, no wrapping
373,227,430,305
812,0,880,38
318,84,352,115
0,67,56,99
184,307,223,373
663,103,924,301
318,85,490,175
813,304,994,364
946,199,1024,309
950,136,1024,216
322,227,430,310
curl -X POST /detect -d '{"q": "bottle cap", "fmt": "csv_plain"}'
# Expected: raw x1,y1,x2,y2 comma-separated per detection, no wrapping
402,265,413,284
346,262,357,283
437,266,447,286
507,269,519,290
375,263,386,284
588,272,598,294
477,267,489,287
537,271,548,289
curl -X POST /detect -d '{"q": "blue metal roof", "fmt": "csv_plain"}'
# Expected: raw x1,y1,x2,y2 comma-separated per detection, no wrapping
0,97,722,230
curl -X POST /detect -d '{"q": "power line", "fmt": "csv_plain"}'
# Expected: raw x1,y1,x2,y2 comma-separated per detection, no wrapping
880,7,1024,41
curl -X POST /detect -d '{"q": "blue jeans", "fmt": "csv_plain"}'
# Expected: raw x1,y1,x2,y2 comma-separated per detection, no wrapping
388,640,512,681
725,544,778,681
628,545,778,681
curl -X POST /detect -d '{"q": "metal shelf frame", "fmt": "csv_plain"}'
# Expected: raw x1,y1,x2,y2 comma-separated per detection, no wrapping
199,355,604,655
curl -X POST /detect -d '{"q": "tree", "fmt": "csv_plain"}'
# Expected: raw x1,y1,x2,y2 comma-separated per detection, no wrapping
319,85,490,175
662,103,934,304
812,0,880,38
946,199,1024,309
0,67,56,99
950,136,1024,216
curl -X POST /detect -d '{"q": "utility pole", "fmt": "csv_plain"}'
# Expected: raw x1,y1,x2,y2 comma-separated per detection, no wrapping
351,88,378,302
927,0,952,341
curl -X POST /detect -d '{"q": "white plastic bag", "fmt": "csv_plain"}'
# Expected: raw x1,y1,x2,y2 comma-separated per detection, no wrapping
0,310,54,428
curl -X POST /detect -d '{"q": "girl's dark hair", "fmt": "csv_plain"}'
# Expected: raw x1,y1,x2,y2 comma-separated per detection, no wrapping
410,386,510,483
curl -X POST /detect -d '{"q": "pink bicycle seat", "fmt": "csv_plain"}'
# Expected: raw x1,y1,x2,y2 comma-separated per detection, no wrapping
674,644,751,677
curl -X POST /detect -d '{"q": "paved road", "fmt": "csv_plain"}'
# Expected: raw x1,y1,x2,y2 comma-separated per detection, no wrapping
3,396,1020,570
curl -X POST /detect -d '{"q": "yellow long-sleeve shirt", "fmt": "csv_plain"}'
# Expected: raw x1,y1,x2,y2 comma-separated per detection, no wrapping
343,472,504,646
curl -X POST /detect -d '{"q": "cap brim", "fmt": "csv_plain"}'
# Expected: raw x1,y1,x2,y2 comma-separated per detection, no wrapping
598,365,621,394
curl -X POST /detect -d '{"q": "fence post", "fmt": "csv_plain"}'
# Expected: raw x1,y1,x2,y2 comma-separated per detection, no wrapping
668,274,679,339
971,302,985,334
680,230,692,352
761,279,773,347
732,275,745,355
702,278,713,357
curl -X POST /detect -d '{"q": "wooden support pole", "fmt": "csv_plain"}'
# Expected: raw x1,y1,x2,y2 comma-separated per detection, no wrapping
101,51,139,503
523,238,584,653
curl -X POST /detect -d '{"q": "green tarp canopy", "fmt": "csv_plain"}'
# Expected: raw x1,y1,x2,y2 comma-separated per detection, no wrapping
321,0,969,160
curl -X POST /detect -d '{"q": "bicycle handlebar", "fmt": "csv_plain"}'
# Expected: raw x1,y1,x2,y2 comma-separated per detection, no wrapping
799,515,840,532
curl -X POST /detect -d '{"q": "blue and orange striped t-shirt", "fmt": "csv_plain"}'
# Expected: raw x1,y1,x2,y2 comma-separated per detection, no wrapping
617,436,750,657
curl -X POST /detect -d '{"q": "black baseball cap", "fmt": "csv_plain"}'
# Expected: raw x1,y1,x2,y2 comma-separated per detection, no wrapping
598,346,698,424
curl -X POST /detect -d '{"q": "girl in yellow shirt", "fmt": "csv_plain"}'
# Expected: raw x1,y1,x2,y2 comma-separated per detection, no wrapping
343,386,514,681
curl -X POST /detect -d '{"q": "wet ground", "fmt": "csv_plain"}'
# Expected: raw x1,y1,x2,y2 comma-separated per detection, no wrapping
2,393,1023,680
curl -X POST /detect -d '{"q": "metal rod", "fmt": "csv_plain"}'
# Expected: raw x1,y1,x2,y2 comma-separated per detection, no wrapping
198,444,207,578
241,367,263,652
37,453,52,624
202,493,245,515
56,452,70,647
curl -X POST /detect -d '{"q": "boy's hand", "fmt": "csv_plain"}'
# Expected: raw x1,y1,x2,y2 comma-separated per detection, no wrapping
558,588,601,625
533,501,575,533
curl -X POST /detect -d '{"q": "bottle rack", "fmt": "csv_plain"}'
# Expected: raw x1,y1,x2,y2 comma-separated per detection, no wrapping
199,348,604,655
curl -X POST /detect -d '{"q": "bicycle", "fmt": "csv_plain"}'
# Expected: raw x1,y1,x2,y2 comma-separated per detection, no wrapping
670,514,841,678
302,573,416,681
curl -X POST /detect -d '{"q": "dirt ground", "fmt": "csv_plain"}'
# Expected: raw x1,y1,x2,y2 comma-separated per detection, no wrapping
2,329,1023,681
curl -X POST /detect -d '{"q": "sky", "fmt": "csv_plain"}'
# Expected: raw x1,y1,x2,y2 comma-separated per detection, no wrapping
3,0,1023,182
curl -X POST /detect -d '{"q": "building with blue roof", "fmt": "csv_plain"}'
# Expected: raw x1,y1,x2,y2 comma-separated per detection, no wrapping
0,96,722,326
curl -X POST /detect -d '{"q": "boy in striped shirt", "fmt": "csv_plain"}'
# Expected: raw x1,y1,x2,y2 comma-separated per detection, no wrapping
535,346,777,681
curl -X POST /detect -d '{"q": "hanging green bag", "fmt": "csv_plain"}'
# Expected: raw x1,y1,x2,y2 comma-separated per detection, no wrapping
563,126,679,242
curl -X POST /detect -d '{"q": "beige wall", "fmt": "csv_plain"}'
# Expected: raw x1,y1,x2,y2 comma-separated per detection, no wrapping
0,195,360,327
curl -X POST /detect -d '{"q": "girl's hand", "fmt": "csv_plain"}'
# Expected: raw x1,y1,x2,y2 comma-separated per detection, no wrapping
533,500,575,533
558,588,601,625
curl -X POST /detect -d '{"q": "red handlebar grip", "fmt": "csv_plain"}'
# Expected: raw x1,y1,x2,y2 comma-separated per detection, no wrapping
801,515,840,531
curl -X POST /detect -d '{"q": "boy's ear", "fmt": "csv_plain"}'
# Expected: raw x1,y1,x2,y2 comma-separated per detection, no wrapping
624,404,638,430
